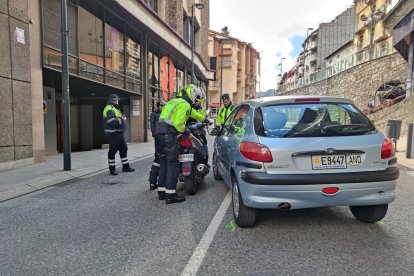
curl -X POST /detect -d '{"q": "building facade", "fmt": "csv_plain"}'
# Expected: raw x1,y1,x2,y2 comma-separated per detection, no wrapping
208,30,259,116
353,0,399,61
384,0,414,97
0,0,212,169
318,6,356,70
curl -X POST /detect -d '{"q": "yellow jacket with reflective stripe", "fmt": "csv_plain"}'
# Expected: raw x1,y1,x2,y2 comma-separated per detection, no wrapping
159,98,204,132
216,103,237,126
103,102,125,132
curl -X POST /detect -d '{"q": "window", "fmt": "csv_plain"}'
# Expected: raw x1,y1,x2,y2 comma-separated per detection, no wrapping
105,12,125,87
78,5,104,82
257,103,375,138
146,0,157,12
43,0,77,70
126,27,141,93
183,13,191,43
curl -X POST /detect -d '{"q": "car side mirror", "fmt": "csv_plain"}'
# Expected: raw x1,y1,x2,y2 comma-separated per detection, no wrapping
209,127,220,136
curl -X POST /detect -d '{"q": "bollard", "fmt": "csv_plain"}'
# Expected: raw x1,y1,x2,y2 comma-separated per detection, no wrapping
407,123,414,159
386,119,402,150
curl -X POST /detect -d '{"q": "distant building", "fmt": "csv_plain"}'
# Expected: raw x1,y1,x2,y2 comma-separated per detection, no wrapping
208,30,260,114
318,6,356,70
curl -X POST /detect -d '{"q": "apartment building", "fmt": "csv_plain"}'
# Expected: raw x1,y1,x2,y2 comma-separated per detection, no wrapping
208,30,259,116
0,0,212,169
354,0,399,60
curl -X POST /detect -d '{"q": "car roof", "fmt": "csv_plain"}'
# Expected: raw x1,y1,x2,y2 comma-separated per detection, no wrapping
244,95,354,107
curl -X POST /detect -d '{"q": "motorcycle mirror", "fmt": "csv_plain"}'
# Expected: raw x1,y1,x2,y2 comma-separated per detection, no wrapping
209,127,220,136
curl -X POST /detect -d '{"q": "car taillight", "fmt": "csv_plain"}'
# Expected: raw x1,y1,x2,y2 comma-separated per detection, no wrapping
239,142,273,163
381,138,395,159
179,138,192,147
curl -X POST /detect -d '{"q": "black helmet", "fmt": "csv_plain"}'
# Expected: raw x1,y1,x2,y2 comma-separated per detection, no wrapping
221,93,230,101
109,94,120,101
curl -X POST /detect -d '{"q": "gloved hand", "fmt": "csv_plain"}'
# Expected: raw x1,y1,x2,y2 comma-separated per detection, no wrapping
182,129,191,138
203,118,213,125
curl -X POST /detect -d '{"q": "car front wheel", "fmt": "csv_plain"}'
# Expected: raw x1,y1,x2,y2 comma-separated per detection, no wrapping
350,204,388,223
232,176,257,227
213,153,222,180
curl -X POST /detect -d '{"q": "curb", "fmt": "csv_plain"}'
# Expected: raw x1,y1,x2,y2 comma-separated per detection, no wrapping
0,154,153,203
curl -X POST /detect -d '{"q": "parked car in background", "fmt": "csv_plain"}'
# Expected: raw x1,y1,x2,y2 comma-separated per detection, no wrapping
210,96,399,227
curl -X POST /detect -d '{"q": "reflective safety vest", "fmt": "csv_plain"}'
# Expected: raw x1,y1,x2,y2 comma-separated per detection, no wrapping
159,98,205,133
103,103,125,132
216,103,237,126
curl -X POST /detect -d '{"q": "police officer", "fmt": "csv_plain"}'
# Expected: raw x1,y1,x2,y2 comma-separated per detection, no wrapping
148,100,165,190
155,84,207,204
103,94,135,175
216,93,237,127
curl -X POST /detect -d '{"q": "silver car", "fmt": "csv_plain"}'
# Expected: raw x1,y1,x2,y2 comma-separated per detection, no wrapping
211,96,399,227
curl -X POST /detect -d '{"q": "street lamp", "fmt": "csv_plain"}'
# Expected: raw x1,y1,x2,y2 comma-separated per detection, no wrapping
278,57,286,76
191,2,204,84
307,27,314,37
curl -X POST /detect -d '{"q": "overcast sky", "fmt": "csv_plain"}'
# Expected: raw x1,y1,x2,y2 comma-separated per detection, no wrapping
210,0,354,92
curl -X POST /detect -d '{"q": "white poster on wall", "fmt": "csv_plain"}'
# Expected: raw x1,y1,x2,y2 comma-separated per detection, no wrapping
16,27,25,44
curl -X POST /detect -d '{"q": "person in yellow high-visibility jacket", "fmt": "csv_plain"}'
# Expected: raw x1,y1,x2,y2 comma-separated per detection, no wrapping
216,93,237,127
154,84,207,204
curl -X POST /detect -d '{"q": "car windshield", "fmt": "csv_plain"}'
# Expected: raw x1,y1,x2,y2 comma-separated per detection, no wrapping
256,102,376,138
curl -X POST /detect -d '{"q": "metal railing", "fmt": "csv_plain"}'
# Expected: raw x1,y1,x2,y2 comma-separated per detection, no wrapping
278,42,395,94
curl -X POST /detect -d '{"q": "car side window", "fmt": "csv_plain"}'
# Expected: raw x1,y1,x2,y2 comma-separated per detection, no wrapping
221,107,238,136
230,105,250,134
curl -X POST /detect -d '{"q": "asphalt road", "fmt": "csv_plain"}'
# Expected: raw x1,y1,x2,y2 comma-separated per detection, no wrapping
1,152,413,275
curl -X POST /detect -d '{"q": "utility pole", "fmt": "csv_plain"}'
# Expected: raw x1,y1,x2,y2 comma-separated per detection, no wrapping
61,0,71,170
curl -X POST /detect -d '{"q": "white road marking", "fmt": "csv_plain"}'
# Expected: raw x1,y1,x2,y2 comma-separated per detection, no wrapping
181,191,232,276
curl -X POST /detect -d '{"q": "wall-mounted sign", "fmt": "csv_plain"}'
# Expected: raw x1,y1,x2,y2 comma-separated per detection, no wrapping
16,27,25,44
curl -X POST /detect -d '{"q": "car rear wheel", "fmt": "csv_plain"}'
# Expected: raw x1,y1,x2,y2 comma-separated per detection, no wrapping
350,204,388,223
232,176,257,228
213,153,222,180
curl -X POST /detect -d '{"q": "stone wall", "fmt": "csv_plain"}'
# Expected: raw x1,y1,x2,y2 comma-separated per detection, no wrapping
281,53,414,135
165,0,183,36
0,0,33,165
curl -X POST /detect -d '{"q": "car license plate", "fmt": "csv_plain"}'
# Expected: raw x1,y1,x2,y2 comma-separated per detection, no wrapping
179,154,194,162
312,155,346,170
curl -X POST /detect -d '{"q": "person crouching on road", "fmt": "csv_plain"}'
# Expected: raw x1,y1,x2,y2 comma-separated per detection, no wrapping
103,94,135,175
155,84,207,204
148,100,165,190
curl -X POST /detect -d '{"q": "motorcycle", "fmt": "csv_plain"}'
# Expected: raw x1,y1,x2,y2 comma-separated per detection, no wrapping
178,122,209,195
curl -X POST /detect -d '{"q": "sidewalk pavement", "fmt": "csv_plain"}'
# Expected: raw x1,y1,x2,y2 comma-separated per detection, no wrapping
0,141,155,202
1,138,413,203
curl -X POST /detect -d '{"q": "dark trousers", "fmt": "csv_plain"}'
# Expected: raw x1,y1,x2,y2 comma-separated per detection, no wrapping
106,132,129,171
148,153,160,184
155,132,180,199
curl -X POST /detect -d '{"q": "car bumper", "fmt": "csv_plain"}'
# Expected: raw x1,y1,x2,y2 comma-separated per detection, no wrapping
235,168,398,209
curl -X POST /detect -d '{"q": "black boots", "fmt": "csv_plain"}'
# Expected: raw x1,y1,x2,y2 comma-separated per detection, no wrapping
166,194,186,204
150,183,158,190
122,165,135,172
109,165,134,175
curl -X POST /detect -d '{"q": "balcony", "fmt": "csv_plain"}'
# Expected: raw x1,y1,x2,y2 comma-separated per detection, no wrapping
356,20,369,34
374,29,390,43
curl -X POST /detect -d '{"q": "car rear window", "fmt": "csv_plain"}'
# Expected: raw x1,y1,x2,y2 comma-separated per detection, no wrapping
255,102,376,137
